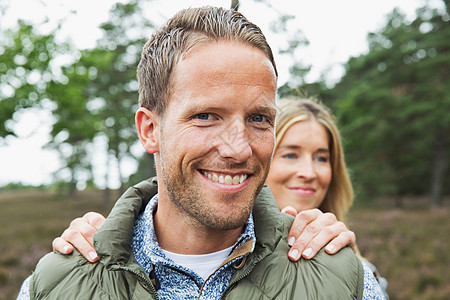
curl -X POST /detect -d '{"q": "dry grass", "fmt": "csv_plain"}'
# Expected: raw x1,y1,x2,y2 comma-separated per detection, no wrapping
0,190,449,299
348,199,450,300
0,189,115,300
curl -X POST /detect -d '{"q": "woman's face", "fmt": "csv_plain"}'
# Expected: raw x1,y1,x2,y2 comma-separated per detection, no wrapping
266,119,332,212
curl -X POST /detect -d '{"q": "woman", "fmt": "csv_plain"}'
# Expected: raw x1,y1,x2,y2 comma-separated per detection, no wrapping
53,98,388,297
268,98,351,220
266,98,388,297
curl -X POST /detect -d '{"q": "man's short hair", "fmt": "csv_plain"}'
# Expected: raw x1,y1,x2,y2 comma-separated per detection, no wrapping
137,6,278,115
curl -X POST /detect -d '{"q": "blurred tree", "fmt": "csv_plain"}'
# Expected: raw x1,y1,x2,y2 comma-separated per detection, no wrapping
329,5,449,206
46,50,102,196
242,0,312,98
0,20,67,143
47,0,155,198
96,0,155,194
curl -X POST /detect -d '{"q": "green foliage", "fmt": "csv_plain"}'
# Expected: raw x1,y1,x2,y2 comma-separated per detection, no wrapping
328,5,450,204
0,20,67,143
45,0,154,191
0,1,156,193
0,182,48,190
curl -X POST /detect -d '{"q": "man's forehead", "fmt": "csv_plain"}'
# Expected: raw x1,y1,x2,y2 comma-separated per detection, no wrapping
177,40,276,79
174,48,275,90
182,94,276,112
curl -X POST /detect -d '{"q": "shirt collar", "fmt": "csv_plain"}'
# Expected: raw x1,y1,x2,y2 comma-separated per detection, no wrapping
131,193,256,274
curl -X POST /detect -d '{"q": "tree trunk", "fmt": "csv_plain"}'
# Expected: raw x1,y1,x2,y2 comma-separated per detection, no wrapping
231,0,239,10
430,128,447,207
117,154,125,195
103,150,112,205
69,181,77,198
68,168,77,198
444,0,450,15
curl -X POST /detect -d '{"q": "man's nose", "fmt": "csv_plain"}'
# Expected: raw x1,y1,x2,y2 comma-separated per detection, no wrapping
216,120,252,163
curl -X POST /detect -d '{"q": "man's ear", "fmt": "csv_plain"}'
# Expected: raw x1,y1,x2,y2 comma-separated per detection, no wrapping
136,108,160,154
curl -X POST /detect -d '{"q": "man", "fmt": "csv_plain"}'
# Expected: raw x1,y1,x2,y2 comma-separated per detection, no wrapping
19,6,377,299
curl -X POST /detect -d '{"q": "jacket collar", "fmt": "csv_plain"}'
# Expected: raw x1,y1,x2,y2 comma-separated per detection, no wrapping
94,178,283,268
250,185,284,262
94,177,158,267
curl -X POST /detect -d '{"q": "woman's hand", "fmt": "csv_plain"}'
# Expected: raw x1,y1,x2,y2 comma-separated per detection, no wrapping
282,207,356,261
53,207,356,263
52,212,105,262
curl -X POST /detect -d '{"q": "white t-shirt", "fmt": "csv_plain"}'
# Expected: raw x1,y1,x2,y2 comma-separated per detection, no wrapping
162,245,234,281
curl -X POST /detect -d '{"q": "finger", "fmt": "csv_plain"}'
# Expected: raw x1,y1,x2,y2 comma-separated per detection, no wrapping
299,222,347,259
325,230,356,254
68,221,98,246
287,208,323,245
281,206,298,217
61,228,99,262
68,214,103,245
83,212,106,230
288,210,336,261
52,237,74,254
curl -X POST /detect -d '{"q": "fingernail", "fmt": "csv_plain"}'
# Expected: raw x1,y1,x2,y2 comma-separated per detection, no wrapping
88,251,98,260
326,244,335,253
289,249,300,260
288,236,295,246
281,207,289,214
302,248,313,258
63,245,70,253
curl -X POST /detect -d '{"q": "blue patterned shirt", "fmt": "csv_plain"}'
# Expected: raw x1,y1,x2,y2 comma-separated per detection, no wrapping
131,194,256,300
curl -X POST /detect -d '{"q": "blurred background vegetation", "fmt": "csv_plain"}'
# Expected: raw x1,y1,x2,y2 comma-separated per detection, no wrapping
1,0,449,299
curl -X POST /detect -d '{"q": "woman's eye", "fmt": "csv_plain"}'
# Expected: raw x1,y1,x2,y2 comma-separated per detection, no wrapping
282,153,297,159
315,156,328,163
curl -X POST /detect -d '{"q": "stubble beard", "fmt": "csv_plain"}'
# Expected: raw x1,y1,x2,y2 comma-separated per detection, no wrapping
159,145,267,231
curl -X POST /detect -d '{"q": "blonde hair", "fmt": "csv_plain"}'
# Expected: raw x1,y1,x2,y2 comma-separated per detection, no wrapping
275,98,354,223
137,6,277,115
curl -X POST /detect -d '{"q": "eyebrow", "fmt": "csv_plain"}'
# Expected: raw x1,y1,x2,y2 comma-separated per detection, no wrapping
181,100,277,118
278,145,301,150
278,145,330,153
317,149,330,154
180,102,223,118
250,102,277,119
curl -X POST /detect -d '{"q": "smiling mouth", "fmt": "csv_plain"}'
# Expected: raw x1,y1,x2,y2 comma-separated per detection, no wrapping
200,170,248,185
289,187,315,196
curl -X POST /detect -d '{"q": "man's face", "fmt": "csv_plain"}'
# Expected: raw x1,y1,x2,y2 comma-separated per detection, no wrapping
157,40,277,230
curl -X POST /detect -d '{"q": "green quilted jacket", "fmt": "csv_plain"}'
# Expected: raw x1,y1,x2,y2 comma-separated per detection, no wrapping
30,178,364,299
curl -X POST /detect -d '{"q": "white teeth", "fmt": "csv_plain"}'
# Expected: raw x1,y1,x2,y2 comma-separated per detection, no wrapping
202,171,248,185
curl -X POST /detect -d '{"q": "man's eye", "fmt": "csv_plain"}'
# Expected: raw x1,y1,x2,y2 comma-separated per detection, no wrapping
196,113,211,120
251,115,267,123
